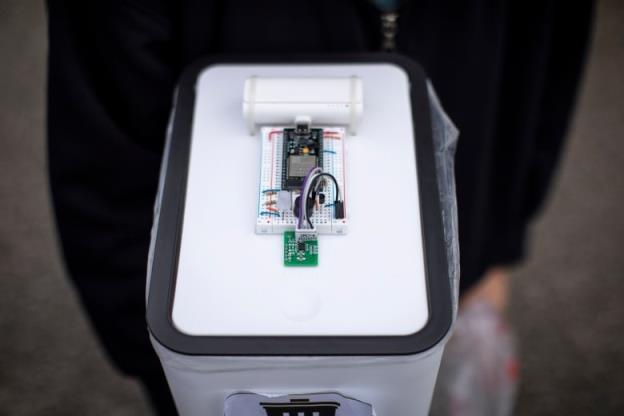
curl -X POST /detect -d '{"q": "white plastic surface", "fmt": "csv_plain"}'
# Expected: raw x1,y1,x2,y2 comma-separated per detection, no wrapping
172,64,429,337
256,126,348,235
243,77,363,134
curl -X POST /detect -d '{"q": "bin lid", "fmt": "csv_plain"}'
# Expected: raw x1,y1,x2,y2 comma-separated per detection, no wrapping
147,54,452,356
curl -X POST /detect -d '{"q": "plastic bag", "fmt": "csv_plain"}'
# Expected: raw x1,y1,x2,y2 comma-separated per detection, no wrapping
430,302,519,416
428,81,460,317
428,83,518,416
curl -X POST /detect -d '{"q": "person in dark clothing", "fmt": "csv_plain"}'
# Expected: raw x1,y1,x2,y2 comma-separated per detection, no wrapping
46,1,594,414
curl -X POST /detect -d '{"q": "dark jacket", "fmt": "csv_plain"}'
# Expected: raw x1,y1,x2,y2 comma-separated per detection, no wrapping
47,0,593,376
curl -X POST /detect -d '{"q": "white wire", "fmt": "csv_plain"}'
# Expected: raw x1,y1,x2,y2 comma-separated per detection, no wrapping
299,168,322,230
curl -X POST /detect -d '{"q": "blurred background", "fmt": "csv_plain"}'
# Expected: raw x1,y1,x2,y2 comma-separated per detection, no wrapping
1,1,622,415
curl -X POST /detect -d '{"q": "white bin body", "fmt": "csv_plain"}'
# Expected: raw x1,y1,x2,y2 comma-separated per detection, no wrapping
147,57,454,416
153,340,445,416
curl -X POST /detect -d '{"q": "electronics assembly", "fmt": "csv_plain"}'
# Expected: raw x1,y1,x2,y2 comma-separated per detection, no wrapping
246,77,363,266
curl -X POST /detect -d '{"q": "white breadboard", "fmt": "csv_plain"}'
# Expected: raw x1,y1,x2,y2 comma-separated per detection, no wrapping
256,126,348,235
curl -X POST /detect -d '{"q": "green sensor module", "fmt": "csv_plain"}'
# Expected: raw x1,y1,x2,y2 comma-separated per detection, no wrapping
284,231,318,267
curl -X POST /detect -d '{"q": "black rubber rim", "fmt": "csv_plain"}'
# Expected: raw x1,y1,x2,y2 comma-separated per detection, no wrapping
146,53,453,356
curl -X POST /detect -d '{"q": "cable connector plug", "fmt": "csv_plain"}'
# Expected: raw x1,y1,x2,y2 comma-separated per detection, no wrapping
333,201,345,219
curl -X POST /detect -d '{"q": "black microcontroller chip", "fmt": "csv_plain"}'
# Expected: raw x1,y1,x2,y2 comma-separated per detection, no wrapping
281,127,323,190
288,155,317,177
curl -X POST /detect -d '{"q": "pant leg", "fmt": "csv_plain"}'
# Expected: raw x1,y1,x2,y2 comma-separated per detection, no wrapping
139,369,178,415
46,0,177,380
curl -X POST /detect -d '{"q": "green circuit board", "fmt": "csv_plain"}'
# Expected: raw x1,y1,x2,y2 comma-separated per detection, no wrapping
284,231,318,267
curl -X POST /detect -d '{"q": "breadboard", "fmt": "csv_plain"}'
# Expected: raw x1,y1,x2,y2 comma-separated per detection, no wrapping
256,126,348,234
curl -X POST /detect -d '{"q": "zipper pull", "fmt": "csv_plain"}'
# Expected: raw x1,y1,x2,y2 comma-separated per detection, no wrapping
380,11,399,52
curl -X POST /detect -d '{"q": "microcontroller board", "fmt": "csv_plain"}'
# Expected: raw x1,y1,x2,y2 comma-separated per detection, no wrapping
281,126,323,190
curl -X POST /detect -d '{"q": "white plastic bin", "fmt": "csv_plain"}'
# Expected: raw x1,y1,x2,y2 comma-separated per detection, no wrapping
147,55,456,416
